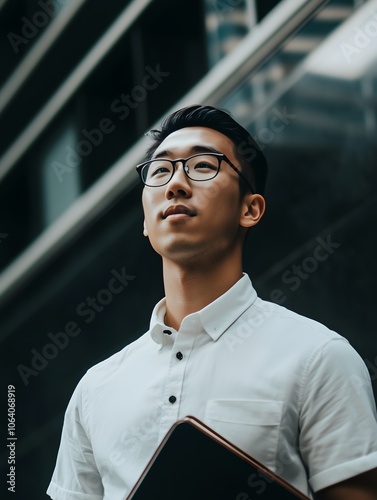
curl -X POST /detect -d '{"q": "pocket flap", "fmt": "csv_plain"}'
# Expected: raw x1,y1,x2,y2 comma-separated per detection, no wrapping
205,399,283,426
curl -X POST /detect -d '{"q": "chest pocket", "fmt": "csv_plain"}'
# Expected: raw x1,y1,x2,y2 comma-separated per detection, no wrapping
204,399,283,469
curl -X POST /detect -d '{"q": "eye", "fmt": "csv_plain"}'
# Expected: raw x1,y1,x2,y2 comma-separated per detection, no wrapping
194,162,217,171
151,166,170,176
149,161,171,177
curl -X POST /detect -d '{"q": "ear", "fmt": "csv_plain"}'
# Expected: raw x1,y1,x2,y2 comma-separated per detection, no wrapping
143,220,148,237
239,194,266,229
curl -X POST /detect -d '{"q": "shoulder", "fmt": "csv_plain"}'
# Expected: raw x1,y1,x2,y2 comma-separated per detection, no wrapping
246,296,370,379
251,296,345,346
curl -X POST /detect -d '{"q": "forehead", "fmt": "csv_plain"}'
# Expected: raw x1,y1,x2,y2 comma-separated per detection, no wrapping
153,126,236,158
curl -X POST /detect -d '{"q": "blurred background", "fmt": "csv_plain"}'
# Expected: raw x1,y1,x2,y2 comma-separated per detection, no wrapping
0,0,376,497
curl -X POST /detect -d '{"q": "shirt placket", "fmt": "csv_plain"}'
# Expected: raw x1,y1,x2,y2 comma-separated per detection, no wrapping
158,328,197,441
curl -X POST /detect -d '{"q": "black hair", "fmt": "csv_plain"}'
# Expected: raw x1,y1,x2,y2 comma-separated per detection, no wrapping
145,104,268,196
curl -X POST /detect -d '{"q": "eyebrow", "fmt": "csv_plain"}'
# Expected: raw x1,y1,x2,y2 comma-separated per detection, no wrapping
152,145,223,159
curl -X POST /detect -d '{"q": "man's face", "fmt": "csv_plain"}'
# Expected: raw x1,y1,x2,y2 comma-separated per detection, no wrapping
142,126,252,265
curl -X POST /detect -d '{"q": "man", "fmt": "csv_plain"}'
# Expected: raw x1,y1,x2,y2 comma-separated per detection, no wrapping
47,105,377,499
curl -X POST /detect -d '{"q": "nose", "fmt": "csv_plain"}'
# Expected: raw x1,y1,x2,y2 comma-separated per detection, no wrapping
165,161,192,199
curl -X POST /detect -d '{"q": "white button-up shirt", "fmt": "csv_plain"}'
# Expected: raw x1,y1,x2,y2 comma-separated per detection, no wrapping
47,274,377,499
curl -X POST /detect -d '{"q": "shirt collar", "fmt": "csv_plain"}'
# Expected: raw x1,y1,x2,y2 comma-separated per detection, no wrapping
149,273,257,345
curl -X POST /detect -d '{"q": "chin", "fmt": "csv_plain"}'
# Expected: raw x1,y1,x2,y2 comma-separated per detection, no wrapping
162,240,216,267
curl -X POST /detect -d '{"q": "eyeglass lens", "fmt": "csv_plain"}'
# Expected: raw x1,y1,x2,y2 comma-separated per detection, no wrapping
142,154,219,186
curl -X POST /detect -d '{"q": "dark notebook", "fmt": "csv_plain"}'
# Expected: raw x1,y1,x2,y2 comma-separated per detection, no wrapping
127,415,310,499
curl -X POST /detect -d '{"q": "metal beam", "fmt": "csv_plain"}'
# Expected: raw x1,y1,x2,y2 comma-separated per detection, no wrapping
168,0,329,109
0,0,10,14
0,0,89,113
0,0,154,183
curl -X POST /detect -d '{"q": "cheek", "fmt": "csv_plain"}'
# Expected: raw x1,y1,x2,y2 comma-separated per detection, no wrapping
202,177,228,201
203,172,239,204
142,191,156,229
197,196,241,238
198,178,240,216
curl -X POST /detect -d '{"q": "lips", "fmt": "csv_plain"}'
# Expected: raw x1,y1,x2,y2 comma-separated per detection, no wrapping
162,205,196,219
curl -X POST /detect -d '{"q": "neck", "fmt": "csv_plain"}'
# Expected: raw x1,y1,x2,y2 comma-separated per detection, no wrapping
162,252,243,331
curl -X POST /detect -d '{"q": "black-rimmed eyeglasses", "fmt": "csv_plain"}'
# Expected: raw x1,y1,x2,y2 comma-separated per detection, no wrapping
136,152,255,193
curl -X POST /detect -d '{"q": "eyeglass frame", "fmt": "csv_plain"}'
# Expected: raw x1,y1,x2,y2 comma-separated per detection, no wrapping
136,152,255,194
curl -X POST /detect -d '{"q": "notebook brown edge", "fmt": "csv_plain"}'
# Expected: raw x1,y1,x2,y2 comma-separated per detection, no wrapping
127,415,310,500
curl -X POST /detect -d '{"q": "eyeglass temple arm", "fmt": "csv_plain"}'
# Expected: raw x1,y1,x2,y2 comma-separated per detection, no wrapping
225,157,255,194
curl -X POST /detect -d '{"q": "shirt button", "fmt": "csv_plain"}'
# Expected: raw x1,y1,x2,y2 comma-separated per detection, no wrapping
163,329,172,335
169,396,176,404
176,351,183,360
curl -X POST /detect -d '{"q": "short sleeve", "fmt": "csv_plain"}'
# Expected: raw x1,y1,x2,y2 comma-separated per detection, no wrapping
47,378,104,500
299,338,377,492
